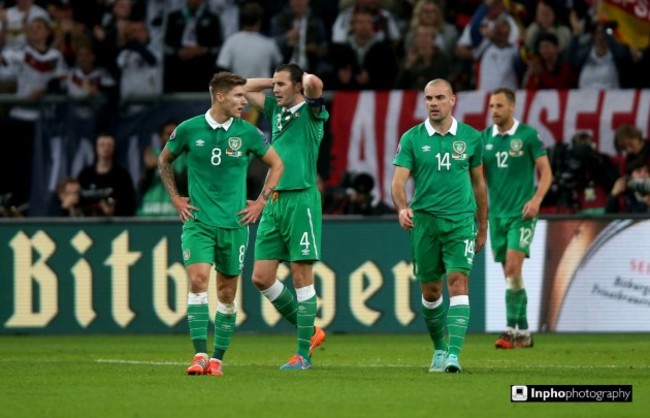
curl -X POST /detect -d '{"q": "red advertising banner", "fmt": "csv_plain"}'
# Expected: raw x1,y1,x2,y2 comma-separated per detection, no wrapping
330,89,650,205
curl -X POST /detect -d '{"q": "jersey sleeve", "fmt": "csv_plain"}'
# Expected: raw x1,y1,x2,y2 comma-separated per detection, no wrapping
248,125,271,158
528,130,548,159
392,134,414,170
164,122,187,157
470,132,484,168
263,95,277,121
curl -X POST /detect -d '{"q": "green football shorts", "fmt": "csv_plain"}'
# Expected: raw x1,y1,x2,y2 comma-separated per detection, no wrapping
410,212,477,282
489,215,537,263
181,218,249,276
255,186,322,262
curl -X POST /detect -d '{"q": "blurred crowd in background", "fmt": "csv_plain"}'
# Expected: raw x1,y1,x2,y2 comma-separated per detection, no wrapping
0,0,648,217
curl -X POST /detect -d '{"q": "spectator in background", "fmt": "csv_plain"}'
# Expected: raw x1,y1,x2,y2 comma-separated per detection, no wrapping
0,0,50,93
49,0,89,67
137,120,186,217
117,19,162,113
329,8,398,90
66,43,117,134
2,0,50,51
524,0,571,56
56,177,84,217
270,0,329,74
93,0,133,79
606,159,650,214
78,133,136,217
616,123,650,170
395,24,450,90
568,17,629,90
0,17,67,213
454,0,521,91
522,32,576,90
216,2,282,78
163,0,223,92
403,0,458,58
472,16,521,91
331,0,401,44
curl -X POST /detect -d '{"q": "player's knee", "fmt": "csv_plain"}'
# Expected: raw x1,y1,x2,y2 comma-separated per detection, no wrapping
217,287,236,303
189,273,209,291
251,271,274,290
447,273,468,296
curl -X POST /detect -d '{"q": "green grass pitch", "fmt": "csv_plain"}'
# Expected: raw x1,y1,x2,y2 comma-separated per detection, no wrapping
0,333,647,418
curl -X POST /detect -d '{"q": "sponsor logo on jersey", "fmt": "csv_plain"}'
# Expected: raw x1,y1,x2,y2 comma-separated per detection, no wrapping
168,129,177,141
452,140,468,160
421,145,431,152
195,139,205,147
509,139,524,156
485,143,494,150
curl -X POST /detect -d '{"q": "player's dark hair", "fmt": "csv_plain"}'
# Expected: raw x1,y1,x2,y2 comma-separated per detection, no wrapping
209,71,246,94
275,63,304,84
492,87,516,104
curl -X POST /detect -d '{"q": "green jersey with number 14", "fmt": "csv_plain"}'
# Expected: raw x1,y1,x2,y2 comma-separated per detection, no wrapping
393,118,483,221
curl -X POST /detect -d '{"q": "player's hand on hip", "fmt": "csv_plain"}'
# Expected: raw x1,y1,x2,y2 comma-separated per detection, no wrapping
398,208,414,230
173,196,197,222
237,200,264,225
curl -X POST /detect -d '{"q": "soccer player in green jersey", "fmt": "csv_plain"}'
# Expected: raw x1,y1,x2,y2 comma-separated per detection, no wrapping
482,88,552,349
392,78,488,373
244,64,329,370
159,72,284,376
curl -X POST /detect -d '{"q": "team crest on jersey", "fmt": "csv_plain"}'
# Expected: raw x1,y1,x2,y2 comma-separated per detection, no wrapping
226,136,243,157
509,139,524,156
183,249,191,261
452,140,468,160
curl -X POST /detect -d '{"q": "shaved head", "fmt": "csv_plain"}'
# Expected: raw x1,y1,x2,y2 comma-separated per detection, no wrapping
425,78,454,95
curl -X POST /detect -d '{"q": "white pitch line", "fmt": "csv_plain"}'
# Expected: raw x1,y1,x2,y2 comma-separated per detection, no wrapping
94,359,648,370
95,359,416,368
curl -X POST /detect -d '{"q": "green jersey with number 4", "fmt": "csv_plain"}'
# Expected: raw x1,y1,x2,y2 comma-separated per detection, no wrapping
482,121,547,217
263,95,329,191
165,111,269,228
393,118,483,221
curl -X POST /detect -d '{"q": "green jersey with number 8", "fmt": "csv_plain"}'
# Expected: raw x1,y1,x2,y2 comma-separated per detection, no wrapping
165,111,269,228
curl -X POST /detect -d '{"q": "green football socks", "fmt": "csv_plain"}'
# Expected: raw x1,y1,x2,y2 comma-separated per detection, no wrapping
447,296,470,357
506,287,529,331
505,289,518,328
272,286,299,326
212,310,236,361
187,303,209,354
421,300,448,352
517,289,529,330
296,294,317,358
